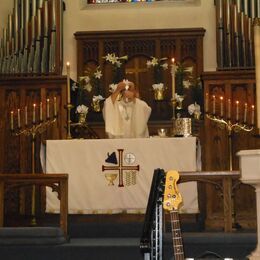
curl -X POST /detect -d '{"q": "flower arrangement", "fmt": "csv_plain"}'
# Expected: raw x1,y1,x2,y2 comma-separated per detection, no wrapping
103,53,128,84
146,56,168,84
174,62,203,119
73,66,104,111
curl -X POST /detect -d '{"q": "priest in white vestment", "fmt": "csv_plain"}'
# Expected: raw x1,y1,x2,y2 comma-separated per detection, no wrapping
103,80,151,138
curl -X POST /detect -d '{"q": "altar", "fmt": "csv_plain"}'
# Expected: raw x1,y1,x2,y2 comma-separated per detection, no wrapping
45,137,200,214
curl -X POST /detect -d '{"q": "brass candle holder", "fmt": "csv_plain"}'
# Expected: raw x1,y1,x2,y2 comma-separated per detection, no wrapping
66,103,73,139
206,112,253,230
206,113,253,171
11,110,57,225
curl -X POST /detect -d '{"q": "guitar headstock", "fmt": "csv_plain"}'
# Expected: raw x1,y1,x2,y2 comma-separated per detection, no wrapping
163,170,183,211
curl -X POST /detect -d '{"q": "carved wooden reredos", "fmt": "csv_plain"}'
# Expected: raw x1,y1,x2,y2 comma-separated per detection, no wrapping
74,28,205,122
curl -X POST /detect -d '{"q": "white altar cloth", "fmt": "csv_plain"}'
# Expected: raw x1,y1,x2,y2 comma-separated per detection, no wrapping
46,137,200,214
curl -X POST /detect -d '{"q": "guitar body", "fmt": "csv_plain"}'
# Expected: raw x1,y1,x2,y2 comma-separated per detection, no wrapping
163,170,185,260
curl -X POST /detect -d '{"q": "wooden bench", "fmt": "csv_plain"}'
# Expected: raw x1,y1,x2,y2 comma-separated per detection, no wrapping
0,174,68,237
179,170,241,232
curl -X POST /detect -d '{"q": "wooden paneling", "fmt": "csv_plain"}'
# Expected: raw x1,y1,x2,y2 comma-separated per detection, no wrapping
201,70,259,230
74,28,205,123
0,76,67,215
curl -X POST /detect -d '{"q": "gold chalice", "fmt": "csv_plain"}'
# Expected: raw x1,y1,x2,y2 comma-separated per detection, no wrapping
105,173,118,186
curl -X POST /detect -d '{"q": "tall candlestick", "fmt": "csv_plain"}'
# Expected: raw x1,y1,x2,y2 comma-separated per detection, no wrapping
236,101,239,121
243,103,248,123
10,111,14,130
40,102,43,121
66,62,71,104
251,105,255,125
33,104,36,123
220,96,224,117
25,106,28,125
54,97,57,116
227,98,231,119
171,58,176,99
205,93,209,113
46,99,50,119
212,95,216,115
17,108,21,128
253,18,260,130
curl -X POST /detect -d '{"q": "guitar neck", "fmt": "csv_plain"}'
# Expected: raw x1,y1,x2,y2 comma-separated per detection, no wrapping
170,210,184,260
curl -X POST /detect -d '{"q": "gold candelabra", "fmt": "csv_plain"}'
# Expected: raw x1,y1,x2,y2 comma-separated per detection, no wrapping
10,102,57,225
206,113,253,171
206,112,254,230
66,103,73,139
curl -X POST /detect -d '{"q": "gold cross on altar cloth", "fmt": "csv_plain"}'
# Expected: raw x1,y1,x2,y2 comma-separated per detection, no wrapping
102,149,140,187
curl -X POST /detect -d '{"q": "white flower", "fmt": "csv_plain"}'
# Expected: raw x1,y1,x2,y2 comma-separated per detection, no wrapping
94,69,102,79
83,83,92,92
76,105,88,114
175,93,184,102
151,57,159,66
72,82,78,91
152,83,164,90
146,60,153,68
79,76,90,84
184,66,193,73
183,80,191,89
188,102,201,116
161,63,168,70
93,95,105,102
109,83,118,93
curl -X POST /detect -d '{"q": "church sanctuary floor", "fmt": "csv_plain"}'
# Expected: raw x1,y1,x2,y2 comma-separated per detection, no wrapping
1,213,257,260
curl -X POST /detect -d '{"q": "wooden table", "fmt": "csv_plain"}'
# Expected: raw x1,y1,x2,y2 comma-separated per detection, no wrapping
0,174,68,237
179,171,241,232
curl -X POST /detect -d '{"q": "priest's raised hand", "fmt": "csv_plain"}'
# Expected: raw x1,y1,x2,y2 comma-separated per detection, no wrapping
103,80,151,139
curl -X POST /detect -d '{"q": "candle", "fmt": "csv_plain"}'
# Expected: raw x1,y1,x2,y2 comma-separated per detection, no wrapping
171,58,176,99
212,95,216,115
227,98,231,119
54,96,57,116
66,62,71,104
205,93,209,113
251,105,255,125
10,111,14,130
33,104,36,123
253,17,260,130
17,108,21,128
46,99,50,119
243,103,248,123
220,96,224,117
235,101,239,121
25,106,28,125
40,102,43,121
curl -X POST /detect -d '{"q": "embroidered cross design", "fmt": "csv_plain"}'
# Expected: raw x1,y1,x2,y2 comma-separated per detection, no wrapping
102,149,139,187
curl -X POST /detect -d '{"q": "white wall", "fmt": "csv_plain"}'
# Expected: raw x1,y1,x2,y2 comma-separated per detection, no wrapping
0,0,217,80
64,0,216,80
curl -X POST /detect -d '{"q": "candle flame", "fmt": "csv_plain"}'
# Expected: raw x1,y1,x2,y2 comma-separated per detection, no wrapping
236,100,239,104
33,103,36,107
171,58,175,63
252,105,255,109
220,96,223,100
66,62,70,67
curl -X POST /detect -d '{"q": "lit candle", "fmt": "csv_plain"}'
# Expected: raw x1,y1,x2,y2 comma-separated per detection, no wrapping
212,95,216,114
235,101,239,121
25,106,28,125
17,108,21,128
40,102,43,121
33,104,36,123
54,96,57,116
251,105,255,125
220,96,224,117
66,62,71,104
10,111,14,130
171,58,176,99
205,93,209,113
227,98,231,119
243,103,248,123
46,99,50,119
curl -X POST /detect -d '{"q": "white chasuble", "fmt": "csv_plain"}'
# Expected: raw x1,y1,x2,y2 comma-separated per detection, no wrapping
103,97,151,138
